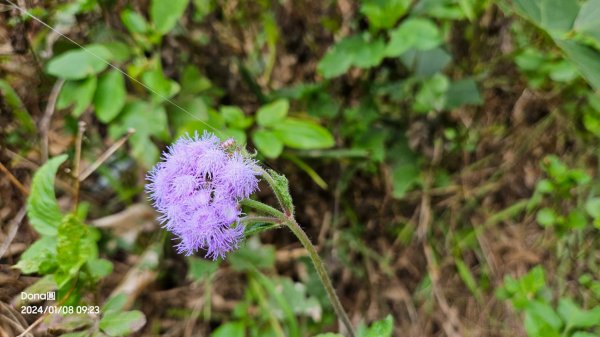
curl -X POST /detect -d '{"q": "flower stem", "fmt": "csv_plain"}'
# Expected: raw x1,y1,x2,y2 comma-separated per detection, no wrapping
285,217,355,337
254,168,355,337
240,199,286,220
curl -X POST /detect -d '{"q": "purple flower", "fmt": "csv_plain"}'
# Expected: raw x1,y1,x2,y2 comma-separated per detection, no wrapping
146,132,260,259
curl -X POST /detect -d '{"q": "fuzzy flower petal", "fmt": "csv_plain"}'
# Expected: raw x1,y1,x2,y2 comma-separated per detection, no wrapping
146,131,260,259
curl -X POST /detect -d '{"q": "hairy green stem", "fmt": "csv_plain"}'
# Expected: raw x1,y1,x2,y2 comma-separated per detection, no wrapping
240,199,286,220
254,169,355,337
284,217,355,337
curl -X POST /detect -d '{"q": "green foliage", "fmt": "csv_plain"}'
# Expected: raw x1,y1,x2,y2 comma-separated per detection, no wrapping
510,0,600,90
498,266,600,337
46,45,112,80
26,155,68,236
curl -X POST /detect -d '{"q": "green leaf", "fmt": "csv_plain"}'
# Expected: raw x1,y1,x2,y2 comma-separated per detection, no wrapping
99,310,146,336
141,68,180,102
314,334,344,337
46,45,112,80
565,209,587,229
181,65,212,94
229,244,275,271
121,9,148,34
108,101,169,167
525,300,563,330
55,214,96,288
102,294,127,313
574,0,600,45
365,315,393,337
445,78,482,109
389,138,420,198
413,73,449,113
386,18,443,57
57,77,97,117
400,47,452,77
360,0,410,30
187,257,219,281
27,155,68,236
150,0,190,34
536,207,557,227
556,39,600,90
513,0,579,36
212,322,245,337
14,236,57,273
557,298,600,329
256,99,289,127
221,106,253,129
317,35,386,78
252,129,284,158
87,258,114,281
94,70,126,123
585,198,600,219
455,258,482,301
0,80,36,133
272,118,334,149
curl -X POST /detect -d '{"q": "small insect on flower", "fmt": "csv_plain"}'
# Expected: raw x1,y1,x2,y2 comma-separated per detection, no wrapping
146,132,260,260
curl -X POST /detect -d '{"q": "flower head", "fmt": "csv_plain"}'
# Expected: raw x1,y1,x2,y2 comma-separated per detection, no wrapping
146,132,259,259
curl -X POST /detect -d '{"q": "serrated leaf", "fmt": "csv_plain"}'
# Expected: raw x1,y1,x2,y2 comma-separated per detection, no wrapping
55,214,96,288
57,77,97,117
252,129,283,158
99,310,146,336
257,99,289,127
47,45,112,80
14,237,57,273
27,155,68,236
150,0,190,34
272,118,334,149
94,70,126,123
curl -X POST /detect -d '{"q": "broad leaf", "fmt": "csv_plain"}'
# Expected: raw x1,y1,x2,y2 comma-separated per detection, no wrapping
360,0,410,30
57,77,97,117
99,310,146,336
151,0,190,34
27,155,68,236
46,45,112,80
94,70,126,123
256,99,289,127
109,101,169,167
365,315,393,337
55,215,96,288
386,18,443,57
212,322,245,337
252,129,284,158
272,118,334,149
